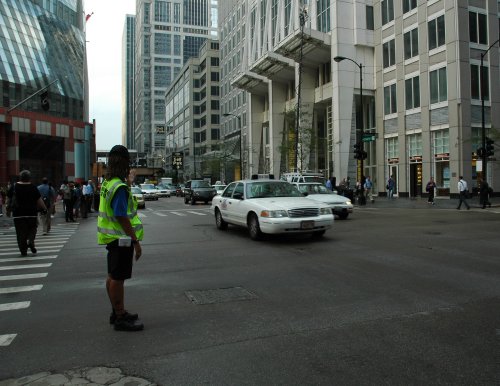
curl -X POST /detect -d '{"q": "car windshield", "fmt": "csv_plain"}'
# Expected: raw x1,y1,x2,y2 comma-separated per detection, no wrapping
191,180,211,188
297,184,332,195
131,187,142,194
214,185,226,190
140,184,154,190
246,181,303,198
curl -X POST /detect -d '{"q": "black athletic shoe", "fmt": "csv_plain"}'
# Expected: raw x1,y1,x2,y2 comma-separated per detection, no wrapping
109,311,139,325
114,317,144,331
29,244,37,254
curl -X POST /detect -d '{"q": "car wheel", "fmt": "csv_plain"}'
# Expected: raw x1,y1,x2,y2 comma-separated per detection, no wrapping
184,196,189,204
311,230,326,239
204,201,208,205
215,208,228,230
248,213,262,241
190,196,195,205
338,213,349,220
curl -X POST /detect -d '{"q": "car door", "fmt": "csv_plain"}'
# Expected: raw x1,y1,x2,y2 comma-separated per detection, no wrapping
218,182,237,223
228,182,247,226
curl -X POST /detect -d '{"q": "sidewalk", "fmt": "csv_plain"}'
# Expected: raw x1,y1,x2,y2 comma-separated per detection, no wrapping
0,367,154,386
354,195,496,210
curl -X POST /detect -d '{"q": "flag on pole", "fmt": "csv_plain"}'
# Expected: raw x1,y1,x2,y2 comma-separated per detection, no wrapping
85,12,94,22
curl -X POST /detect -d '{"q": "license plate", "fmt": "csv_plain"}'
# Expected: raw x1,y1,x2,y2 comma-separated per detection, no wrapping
301,220,314,230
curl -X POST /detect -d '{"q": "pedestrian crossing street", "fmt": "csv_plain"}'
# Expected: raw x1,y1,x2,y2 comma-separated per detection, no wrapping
0,223,79,347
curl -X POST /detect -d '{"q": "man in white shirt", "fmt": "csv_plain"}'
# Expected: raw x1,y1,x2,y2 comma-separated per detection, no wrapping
457,176,470,210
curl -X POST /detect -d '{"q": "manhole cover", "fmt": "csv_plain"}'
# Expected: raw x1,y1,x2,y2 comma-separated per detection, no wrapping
185,286,258,305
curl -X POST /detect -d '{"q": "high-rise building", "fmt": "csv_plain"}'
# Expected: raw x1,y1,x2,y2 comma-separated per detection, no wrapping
225,0,498,198
122,14,136,150
0,0,93,185
134,0,219,162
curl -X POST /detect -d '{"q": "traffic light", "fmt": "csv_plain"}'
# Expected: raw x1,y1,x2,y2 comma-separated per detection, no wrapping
486,137,495,157
40,91,49,111
353,142,367,160
353,142,361,160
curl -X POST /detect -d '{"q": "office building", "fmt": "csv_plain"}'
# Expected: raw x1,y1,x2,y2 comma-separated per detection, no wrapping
165,39,221,181
134,0,219,163
0,0,93,185
225,0,498,197
122,14,136,150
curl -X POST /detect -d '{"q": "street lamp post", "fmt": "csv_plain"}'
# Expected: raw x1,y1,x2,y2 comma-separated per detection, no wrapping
480,38,500,182
223,113,243,179
334,55,365,204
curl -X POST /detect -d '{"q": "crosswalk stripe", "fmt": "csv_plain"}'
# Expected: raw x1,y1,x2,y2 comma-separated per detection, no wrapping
0,249,60,256
0,256,57,263
186,211,208,216
0,263,52,271
0,334,16,346
155,213,168,216
0,285,43,294
0,273,48,281
170,211,187,216
0,301,30,311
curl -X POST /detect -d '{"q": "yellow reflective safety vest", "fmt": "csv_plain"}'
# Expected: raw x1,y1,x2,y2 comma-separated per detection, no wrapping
97,178,144,245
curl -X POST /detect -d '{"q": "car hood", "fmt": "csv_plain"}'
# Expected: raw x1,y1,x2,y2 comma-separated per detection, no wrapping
141,189,157,193
247,196,331,209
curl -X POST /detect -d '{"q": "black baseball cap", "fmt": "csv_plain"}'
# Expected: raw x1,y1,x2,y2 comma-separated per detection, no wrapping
109,145,129,160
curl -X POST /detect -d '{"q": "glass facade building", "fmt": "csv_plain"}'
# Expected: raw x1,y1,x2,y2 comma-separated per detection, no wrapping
0,0,92,186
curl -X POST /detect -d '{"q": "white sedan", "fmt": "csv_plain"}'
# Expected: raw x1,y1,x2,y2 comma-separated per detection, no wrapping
139,183,159,201
295,183,353,220
211,179,334,240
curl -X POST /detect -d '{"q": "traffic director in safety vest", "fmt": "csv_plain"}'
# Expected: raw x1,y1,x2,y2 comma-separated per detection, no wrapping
97,145,144,331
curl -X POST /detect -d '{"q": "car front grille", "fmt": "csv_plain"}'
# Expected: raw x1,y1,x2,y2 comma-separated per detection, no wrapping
288,208,320,218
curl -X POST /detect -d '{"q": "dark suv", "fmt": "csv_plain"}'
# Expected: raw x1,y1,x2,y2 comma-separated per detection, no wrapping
184,180,217,205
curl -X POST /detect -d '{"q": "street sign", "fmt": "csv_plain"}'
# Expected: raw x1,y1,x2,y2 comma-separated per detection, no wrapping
362,134,376,142
172,152,183,169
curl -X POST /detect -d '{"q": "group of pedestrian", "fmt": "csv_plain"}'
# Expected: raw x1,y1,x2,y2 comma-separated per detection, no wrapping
58,180,97,222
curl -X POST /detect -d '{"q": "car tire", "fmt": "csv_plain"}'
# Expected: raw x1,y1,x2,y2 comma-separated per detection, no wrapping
184,196,189,204
215,209,228,230
338,213,349,220
311,230,326,239
248,213,263,241
190,196,195,205
204,201,208,205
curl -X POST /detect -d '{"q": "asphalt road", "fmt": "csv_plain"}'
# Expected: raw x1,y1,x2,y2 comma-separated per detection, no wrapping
1,197,499,385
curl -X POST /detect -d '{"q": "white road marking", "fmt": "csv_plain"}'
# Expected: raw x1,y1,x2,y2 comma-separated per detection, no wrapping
186,211,208,216
0,273,48,281
0,263,52,271
0,334,16,346
170,211,187,216
0,285,43,294
0,256,57,263
0,249,60,256
0,301,30,311
155,212,168,216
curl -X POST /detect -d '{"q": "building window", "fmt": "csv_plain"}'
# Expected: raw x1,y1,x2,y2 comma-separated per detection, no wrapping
428,15,445,51
433,129,449,155
381,0,394,25
405,76,420,110
383,39,396,68
317,0,331,32
408,134,422,157
429,67,447,104
384,83,397,115
386,137,399,159
366,5,374,30
469,11,487,45
404,28,418,59
402,0,417,14
471,64,489,101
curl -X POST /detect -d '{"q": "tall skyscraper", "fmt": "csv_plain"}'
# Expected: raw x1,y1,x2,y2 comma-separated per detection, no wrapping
122,14,136,150
0,0,93,185
134,0,219,159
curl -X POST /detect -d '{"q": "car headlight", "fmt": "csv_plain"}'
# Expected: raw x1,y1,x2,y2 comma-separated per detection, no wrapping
345,200,352,205
260,210,289,218
320,207,332,215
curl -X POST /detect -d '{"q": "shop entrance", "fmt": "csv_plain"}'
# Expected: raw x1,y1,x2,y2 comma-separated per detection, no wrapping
409,163,423,197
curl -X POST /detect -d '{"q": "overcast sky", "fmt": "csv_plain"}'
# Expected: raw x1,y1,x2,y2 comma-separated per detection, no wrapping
85,0,136,151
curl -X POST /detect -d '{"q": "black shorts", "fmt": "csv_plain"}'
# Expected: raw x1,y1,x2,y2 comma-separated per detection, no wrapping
106,240,134,280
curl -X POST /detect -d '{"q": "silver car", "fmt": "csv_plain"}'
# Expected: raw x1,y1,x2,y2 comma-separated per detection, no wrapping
295,183,353,220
